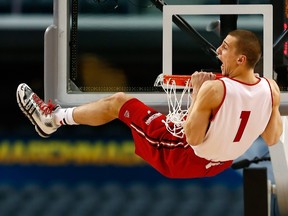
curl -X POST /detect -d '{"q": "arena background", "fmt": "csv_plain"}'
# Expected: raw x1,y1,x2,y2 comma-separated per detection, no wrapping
0,0,285,216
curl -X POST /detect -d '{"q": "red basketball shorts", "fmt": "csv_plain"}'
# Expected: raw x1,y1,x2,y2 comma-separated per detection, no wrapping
118,98,232,179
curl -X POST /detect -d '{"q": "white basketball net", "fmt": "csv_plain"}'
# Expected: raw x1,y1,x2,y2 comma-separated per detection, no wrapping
154,74,192,138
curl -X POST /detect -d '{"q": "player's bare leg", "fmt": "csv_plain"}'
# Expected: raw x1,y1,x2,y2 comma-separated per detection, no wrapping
72,92,133,126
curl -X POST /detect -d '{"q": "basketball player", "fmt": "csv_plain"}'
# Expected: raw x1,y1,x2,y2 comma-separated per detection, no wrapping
16,29,282,178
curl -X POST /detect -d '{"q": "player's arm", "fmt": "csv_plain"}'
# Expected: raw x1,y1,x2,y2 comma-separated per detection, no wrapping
183,79,223,146
261,79,283,146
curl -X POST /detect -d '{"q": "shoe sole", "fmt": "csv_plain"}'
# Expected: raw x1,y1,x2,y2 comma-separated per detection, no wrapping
16,85,50,138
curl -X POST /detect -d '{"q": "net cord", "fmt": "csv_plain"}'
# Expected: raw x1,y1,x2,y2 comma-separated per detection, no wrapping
160,77,192,138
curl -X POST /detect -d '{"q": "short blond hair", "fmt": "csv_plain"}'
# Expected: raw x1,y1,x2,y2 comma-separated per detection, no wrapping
229,29,262,68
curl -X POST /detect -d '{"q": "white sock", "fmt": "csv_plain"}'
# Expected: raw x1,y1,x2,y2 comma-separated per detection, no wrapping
54,107,79,126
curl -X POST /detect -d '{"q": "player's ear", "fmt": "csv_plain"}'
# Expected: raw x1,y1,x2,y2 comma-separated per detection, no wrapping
237,55,246,64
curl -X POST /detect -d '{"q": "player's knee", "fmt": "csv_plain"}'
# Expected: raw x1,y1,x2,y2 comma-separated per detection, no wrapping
112,92,132,103
109,92,133,112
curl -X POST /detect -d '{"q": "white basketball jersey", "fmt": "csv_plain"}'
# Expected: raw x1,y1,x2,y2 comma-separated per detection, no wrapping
191,77,273,161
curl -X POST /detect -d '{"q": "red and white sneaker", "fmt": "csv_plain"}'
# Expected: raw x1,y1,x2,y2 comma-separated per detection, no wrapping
16,83,60,138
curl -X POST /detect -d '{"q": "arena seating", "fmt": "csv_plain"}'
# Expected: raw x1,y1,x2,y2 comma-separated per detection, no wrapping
0,182,243,216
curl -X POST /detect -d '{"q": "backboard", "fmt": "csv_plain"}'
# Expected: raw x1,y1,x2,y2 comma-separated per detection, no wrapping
44,1,284,111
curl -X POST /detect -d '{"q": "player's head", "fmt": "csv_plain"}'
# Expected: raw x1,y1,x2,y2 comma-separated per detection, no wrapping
216,29,262,76
228,29,262,68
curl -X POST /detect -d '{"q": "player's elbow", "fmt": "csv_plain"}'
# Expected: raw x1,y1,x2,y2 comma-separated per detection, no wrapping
262,130,283,146
262,114,283,146
183,125,204,146
264,136,281,146
184,132,203,146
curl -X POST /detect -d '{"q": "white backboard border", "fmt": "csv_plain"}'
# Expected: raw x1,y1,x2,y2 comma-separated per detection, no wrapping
162,4,273,79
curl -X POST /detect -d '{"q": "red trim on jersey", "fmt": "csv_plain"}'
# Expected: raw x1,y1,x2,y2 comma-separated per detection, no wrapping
227,76,261,86
262,77,274,107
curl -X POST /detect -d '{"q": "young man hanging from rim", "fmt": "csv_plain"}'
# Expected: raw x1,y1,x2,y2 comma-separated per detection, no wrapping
17,29,283,178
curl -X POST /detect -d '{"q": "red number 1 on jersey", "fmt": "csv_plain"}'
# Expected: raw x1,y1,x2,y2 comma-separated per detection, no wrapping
233,111,251,142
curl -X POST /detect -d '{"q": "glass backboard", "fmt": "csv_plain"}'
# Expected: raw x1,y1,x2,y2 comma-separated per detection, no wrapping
44,1,284,112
